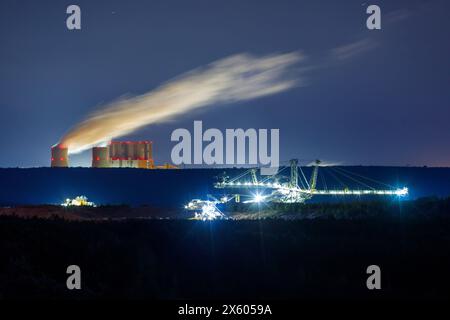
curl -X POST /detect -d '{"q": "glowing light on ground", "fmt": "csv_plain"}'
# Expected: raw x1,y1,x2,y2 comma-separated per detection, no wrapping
61,196,96,207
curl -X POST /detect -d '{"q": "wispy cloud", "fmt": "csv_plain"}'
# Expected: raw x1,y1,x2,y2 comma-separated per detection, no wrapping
385,8,412,24
331,38,379,61
60,52,305,154
330,6,413,62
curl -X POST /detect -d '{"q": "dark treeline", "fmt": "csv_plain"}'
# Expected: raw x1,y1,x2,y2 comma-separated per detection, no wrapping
1,197,450,300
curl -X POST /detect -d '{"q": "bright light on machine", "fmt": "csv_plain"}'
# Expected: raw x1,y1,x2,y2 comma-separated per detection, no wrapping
192,203,223,221
253,193,265,203
184,198,226,220
395,187,408,196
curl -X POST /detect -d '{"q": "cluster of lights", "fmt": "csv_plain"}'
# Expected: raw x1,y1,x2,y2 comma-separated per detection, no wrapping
185,198,226,220
61,196,96,207
185,199,203,210
194,203,223,221
311,187,408,196
219,181,282,188
218,181,409,198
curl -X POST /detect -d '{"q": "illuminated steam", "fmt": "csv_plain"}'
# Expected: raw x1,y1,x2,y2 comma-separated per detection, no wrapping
60,52,304,154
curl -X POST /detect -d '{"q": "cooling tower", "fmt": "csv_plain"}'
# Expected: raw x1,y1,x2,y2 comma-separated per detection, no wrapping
92,147,110,168
51,145,69,167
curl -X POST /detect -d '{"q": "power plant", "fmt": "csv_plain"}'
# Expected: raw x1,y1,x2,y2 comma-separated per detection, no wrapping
52,140,176,169
93,141,154,169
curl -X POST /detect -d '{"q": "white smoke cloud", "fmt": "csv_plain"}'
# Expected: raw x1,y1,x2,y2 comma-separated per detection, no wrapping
332,39,378,61
60,52,304,154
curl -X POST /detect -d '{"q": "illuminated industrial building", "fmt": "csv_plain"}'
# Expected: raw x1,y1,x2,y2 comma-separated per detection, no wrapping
51,140,177,169
61,195,96,207
108,141,154,169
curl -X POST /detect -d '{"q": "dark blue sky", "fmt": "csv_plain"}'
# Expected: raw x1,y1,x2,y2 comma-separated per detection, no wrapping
0,0,449,167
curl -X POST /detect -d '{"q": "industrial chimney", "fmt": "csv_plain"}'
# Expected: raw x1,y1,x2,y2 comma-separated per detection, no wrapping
51,145,69,167
92,147,109,168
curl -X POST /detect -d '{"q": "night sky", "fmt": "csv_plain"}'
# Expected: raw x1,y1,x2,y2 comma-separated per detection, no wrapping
0,0,449,168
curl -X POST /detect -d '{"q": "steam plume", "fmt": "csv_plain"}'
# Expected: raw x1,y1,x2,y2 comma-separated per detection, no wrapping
60,52,304,154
